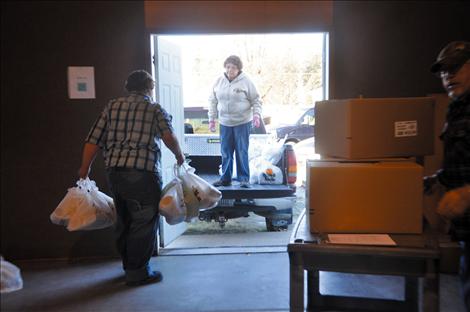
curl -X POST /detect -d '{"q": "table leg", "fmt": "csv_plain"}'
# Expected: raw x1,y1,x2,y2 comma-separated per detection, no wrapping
290,253,304,312
405,276,419,312
423,258,439,312
307,270,321,311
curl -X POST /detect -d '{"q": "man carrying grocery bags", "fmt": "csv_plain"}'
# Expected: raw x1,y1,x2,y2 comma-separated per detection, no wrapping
78,70,185,287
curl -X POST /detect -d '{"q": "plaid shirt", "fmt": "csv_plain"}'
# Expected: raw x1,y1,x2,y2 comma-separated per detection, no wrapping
86,92,174,176
438,96,470,241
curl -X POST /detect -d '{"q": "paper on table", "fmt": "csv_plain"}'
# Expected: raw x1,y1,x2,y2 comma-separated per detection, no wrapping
327,234,397,246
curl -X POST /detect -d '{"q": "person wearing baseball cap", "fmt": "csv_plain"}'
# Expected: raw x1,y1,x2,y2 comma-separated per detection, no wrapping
425,41,470,309
430,41,470,100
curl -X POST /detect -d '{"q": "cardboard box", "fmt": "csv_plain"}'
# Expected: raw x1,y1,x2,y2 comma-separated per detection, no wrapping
315,97,435,159
307,159,423,234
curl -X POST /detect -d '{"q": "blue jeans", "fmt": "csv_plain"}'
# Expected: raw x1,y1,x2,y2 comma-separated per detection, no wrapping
106,168,161,282
220,121,251,182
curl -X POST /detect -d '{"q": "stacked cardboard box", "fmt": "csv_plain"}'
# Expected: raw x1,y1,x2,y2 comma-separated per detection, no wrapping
307,97,436,234
307,159,423,233
314,97,435,159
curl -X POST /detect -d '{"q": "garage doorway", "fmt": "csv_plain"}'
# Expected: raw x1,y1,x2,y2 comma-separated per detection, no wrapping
152,33,328,253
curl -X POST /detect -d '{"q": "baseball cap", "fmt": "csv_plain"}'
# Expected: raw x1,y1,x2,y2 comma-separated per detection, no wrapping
430,41,470,74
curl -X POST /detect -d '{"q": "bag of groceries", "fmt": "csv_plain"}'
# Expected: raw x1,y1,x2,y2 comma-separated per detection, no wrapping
0,256,23,294
159,177,186,225
50,178,116,231
176,163,222,221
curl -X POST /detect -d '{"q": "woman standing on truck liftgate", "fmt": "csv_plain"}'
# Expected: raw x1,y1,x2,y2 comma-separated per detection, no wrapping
208,55,262,188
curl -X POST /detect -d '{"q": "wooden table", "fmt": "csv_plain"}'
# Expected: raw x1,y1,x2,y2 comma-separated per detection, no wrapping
288,211,440,312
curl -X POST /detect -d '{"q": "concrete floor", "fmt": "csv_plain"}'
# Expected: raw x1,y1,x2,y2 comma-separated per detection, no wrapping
162,232,291,255
1,251,467,312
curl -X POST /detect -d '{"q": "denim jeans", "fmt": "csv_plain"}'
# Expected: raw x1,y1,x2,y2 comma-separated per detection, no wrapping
220,121,251,182
106,168,161,282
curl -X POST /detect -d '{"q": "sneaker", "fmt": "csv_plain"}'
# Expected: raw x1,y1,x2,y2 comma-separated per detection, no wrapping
126,271,163,287
213,180,231,187
239,181,251,188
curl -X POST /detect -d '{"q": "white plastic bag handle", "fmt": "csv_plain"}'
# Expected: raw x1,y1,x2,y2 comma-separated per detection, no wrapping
76,178,97,192
173,162,196,178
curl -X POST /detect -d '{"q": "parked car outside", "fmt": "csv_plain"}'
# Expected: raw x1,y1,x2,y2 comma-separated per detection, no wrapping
275,107,315,143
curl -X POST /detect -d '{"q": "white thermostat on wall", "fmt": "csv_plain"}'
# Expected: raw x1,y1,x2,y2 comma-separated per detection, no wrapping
68,66,95,99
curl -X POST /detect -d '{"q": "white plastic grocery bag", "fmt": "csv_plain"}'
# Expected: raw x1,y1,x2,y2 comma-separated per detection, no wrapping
262,136,286,165
50,178,116,231
0,256,23,294
249,157,283,184
159,178,186,225
258,164,283,185
50,186,82,227
176,164,222,221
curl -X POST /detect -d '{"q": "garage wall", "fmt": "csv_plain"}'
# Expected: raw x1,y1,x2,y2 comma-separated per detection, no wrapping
144,1,333,33
1,1,149,260
1,1,469,260
331,1,470,99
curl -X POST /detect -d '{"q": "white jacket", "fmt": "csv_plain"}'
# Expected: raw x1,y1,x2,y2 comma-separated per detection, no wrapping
208,72,262,127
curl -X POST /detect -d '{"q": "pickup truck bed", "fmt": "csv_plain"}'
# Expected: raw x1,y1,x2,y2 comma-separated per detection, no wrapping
186,136,297,231
199,173,295,199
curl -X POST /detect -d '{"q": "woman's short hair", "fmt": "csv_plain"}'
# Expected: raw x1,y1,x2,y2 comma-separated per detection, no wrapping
224,55,243,71
125,70,153,92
